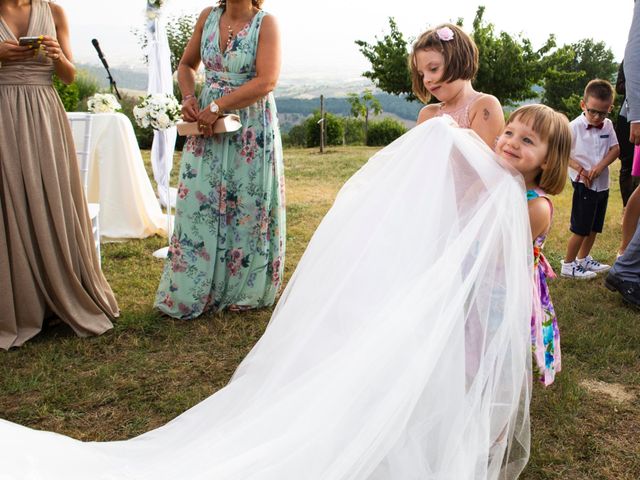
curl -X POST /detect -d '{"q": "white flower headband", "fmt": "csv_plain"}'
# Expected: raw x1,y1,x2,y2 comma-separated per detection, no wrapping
436,27,455,42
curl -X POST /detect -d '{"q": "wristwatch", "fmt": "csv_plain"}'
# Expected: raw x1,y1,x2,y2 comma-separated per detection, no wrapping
209,101,220,114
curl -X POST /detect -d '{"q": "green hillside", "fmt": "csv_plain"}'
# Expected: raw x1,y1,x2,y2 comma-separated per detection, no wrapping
276,93,422,123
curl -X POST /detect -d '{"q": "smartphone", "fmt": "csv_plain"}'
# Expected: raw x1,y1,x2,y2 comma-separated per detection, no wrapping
18,36,42,47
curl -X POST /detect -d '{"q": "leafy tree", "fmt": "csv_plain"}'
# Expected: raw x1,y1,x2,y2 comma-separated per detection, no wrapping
134,14,198,73
471,7,554,105
304,112,344,147
347,89,382,143
282,124,306,147
366,118,406,146
541,39,617,118
166,15,198,72
355,18,414,100
343,117,366,145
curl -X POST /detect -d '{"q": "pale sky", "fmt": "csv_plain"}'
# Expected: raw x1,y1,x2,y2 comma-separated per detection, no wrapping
56,0,634,81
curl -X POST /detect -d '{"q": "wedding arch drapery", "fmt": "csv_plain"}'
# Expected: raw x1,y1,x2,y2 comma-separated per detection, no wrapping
146,0,177,210
0,118,533,480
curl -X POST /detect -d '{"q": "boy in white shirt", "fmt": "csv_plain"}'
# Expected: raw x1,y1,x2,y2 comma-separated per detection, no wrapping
562,79,620,279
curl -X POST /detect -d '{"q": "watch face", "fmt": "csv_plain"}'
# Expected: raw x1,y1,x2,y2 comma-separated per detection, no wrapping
210,102,219,113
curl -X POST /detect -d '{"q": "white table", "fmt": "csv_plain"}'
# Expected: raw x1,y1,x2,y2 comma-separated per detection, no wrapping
68,112,169,241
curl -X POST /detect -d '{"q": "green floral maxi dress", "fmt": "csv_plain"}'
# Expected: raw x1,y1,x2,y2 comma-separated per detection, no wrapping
155,8,285,318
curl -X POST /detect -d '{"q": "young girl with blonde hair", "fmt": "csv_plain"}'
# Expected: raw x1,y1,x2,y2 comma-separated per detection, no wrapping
496,104,571,385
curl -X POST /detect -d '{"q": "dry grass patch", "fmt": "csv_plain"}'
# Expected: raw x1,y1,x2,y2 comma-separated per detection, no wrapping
580,379,636,403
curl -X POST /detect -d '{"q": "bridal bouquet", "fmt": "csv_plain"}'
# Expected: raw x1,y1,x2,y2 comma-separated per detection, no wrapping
87,93,121,114
133,93,181,131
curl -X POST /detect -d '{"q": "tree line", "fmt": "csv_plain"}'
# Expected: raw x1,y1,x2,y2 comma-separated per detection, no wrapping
356,6,618,119
55,6,620,150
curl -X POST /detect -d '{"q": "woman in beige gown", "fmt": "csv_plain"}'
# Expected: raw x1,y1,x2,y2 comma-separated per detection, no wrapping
0,0,118,349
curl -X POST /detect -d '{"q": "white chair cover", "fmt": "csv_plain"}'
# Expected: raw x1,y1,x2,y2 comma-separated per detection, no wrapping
66,112,101,265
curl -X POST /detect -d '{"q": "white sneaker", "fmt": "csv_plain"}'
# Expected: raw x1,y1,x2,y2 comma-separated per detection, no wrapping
578,255,611,274
561,260,597,279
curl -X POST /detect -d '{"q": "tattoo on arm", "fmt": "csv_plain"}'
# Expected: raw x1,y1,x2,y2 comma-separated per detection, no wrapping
483,108,490,121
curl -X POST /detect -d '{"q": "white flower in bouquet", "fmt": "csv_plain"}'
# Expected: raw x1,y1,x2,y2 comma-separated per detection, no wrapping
87,93,121,114
156,113,171,130
133,93,181,130
133,104,150,128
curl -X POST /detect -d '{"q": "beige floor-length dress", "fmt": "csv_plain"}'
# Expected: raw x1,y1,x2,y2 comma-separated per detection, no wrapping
0,0,118,349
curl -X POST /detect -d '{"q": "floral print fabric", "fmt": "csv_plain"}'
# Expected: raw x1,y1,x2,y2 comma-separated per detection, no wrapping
155,7,285,318
528,188,561,385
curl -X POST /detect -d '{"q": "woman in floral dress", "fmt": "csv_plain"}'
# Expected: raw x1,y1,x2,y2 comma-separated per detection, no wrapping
155,0,284,318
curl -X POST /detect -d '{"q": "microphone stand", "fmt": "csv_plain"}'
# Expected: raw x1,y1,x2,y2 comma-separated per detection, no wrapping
92,39,122,100
104,65,122,100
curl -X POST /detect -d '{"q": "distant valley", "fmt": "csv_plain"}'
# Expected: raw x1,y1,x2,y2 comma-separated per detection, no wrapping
79,63,422,131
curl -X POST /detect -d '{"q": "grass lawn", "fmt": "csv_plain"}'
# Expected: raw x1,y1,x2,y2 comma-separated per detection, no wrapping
1,146,638,479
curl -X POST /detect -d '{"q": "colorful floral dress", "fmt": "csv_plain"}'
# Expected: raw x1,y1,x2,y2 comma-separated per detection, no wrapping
528,188,561,385
154,7,285,318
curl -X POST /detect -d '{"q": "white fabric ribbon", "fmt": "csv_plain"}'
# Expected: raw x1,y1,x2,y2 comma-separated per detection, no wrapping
146,1,177,210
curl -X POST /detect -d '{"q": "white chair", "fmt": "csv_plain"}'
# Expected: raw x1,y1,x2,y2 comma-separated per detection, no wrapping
66,113,101,266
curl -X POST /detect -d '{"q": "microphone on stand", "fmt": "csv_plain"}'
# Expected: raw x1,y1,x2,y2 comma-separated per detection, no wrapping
91,38,121,100
91,38,109,70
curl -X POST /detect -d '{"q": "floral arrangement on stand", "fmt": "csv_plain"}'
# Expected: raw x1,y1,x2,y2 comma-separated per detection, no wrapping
87,93,121,114
133,93,181,130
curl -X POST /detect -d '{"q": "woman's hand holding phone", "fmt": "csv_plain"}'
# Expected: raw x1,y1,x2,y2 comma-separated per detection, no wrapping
0,40,32,63
39,35,64,61
11,35,64,62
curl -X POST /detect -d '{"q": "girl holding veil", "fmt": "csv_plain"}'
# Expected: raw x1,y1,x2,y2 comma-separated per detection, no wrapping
0,19,547,480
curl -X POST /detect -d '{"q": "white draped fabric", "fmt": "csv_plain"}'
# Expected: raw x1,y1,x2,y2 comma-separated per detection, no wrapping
147,7,177,209
67,112,168,240
0,118,533,480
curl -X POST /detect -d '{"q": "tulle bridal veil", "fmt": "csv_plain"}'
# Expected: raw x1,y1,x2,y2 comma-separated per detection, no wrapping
0,117,532,480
